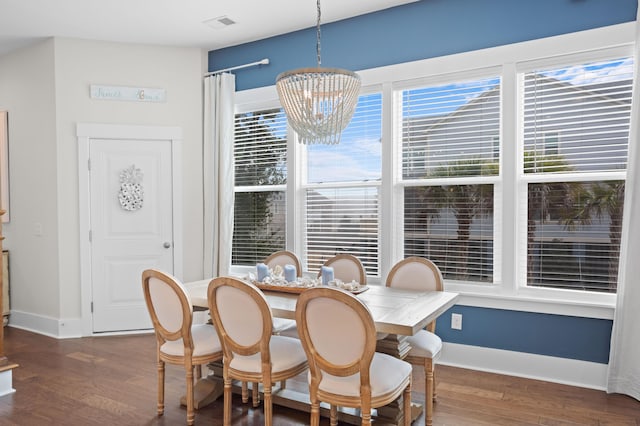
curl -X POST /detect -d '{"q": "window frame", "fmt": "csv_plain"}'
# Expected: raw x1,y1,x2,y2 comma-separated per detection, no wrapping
302,87,384,278
393,68,504,288
232,100,290,266
231,22,634,319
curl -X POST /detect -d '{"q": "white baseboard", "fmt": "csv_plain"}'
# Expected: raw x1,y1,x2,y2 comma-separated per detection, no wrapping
0,369,15,397
8,310,83,338
439,342,608,390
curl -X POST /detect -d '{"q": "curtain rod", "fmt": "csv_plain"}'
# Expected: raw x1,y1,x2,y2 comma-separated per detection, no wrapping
205,58,269,76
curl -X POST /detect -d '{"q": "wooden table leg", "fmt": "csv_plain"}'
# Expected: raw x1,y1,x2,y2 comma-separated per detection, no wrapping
375,334,423,425
180,363,224,409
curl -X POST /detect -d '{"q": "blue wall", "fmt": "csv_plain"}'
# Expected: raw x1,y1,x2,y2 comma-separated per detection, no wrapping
209,0,636,91
436,306,612,363
208,0,635,364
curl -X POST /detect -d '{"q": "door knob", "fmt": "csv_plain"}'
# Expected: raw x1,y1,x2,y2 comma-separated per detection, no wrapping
163,242,171,248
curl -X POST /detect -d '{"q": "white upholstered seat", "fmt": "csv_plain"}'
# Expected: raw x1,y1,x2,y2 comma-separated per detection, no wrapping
315,353,412,398
406,331,442,359
159,323,221,357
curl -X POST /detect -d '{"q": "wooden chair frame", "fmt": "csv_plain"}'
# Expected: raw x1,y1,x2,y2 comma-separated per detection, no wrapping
317,253,367,285
386,257,444,426
208,276,308,426
142,269,222,426
296,287,411,426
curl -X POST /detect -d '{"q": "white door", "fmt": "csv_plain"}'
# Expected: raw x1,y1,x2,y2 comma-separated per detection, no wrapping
89,138,174,332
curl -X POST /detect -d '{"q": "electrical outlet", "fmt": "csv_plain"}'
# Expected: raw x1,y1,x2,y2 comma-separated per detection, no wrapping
451,313,463,330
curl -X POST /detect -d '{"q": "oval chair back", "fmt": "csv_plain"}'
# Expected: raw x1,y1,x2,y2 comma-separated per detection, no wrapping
264,250,303,277
318,253,366,284
386,256,443,293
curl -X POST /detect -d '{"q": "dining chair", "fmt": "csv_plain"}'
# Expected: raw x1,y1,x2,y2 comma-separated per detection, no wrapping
317,253,366,285
141,269,223,426
264,250,301,335
207,276,308,426
386,257,444,426
264,250,303,277
281,253,367,341
296,287,412,426
258,250,303,398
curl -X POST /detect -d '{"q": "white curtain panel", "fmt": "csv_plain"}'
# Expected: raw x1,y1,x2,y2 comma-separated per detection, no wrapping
203,73,235,277
607,4,640,401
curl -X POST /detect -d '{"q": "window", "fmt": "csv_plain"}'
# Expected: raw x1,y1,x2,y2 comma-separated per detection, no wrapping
304,93,382,276
230,25,633,310
232,108,288,265
521,57,632,292
400,76,500,283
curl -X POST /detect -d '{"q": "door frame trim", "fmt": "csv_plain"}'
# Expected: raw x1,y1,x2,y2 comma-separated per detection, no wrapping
77,123,183,336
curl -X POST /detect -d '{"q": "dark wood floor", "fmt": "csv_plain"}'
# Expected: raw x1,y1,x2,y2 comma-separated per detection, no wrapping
0,327,638,425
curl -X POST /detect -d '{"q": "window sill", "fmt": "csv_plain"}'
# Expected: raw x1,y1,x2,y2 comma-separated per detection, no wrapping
444,282,616,320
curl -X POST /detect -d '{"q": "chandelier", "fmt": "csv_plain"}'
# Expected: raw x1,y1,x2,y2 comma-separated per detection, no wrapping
276,0,361,145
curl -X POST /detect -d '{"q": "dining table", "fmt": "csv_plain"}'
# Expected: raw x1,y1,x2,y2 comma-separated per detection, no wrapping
183,278,458,425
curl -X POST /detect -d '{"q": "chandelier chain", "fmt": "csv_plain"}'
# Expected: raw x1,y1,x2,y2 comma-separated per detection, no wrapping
316,0,322,67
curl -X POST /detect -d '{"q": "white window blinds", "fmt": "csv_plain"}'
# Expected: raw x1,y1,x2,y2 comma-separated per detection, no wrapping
305,93,382,276
232,109,288,265
522,57,632,292
400,76,500,283
402,77,500,179
523,58,632,174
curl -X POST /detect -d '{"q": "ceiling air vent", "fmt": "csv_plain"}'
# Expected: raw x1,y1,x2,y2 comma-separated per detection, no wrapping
203,16,237,29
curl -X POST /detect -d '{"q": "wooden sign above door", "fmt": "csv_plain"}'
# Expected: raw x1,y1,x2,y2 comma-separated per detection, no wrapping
90,85,166,102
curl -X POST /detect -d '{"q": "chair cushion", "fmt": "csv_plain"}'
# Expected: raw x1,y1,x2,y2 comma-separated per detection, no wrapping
406,330,442,359
230,335,307,374
278,325,299,339
160,324,222,357
316,352,412,398
272,318,296,335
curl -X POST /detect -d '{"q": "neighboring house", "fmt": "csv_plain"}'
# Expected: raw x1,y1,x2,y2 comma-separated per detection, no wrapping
404,74,631,177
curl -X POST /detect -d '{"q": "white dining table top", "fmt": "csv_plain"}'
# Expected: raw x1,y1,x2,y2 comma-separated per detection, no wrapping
184,278,458,336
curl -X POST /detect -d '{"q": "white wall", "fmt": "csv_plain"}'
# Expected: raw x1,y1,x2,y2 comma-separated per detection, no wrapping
0,39,60,319
0,37,206,335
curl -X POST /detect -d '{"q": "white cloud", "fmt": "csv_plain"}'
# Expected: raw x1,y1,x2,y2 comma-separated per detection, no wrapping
542,59,633,86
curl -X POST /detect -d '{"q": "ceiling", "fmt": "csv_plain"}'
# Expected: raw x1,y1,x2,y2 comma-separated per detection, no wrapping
0,0,418,57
